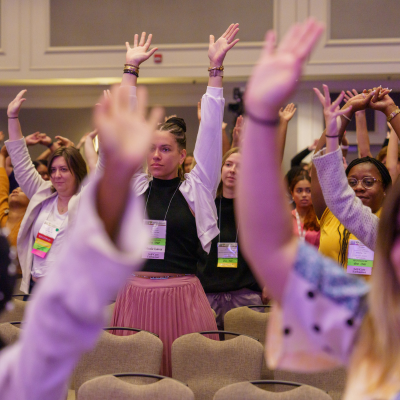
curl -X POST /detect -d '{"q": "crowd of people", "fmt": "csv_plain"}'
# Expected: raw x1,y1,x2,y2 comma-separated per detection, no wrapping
1,18,400,400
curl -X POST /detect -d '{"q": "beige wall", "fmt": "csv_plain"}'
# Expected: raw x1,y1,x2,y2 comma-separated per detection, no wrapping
1,0,399,171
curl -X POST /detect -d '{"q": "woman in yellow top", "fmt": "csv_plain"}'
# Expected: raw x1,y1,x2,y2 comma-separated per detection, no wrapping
310,86,392,274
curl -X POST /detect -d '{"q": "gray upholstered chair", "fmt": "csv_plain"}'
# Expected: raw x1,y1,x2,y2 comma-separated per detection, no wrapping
0,299,26,323
224,305,273,379
0,322,20,346
213,381,332,400
78,374,194,400
273,369,346,400
172,332,263,400
72,330,163,397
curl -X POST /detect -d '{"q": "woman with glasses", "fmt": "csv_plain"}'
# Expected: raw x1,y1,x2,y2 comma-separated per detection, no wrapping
310,85,392,276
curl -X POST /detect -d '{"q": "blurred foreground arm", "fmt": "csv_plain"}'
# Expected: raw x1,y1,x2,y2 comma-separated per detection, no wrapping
236,19,324,304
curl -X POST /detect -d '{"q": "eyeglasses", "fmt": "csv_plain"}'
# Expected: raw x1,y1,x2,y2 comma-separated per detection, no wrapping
347,177,382,190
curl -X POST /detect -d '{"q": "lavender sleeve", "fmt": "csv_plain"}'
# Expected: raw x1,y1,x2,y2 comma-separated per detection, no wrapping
312,147,379,251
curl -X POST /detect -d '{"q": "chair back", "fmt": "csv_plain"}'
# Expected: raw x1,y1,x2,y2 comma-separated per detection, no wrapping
213,381,332,399
0,323,20,346
72,329,163,396
172,332,263,400
274,369,346,400
78,374,194,400
0,299,26,323
224,306,272,379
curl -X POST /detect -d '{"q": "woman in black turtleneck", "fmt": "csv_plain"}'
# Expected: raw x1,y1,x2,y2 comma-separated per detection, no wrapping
111,26,240,377
198,148,264,329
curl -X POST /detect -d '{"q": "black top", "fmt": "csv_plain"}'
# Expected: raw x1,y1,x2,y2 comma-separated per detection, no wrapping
141,177,203,274
291,147,311,168
197,197,261,293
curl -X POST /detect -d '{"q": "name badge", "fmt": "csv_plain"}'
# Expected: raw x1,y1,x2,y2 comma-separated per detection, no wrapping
217,243,238,268
347,239,374,275
142,220,167,259
32,220,62,259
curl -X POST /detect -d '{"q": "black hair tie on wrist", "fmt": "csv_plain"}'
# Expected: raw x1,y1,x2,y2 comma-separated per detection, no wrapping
246,111,280,127
325,134,340,138
8,117,18,119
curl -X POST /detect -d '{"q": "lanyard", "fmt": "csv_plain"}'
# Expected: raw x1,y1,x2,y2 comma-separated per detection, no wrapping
218,197,239,243
144,180,182,221
295,209,305,240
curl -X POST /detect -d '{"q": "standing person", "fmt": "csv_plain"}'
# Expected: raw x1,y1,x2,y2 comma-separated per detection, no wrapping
289,173,320,247
237,19,400,400
197,148,263,330
111,26,240,377
5,91,87,294
311,85,392,276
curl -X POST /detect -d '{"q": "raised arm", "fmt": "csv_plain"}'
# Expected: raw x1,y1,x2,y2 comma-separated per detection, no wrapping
231,115,243,149
237,19,324,303
84,130,99,173
121,32,158,89
191,24,239,194
344,89,372,158
312,85,379,250
5,93,49,198
277,103,297,164
386,122,400,183
311,91,375,218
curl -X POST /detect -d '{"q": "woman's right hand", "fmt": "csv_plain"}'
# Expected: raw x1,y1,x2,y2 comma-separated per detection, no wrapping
7,90,27,118
313,85,351,137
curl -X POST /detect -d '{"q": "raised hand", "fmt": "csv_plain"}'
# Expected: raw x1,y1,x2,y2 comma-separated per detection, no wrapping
279,103,297,122
55,135,75,148
232,115,244,147
7,90,27,118
38,133,53,147
208,23,240,67
245,19,324,120
125,32,158,67
314,85,351,137
25,132,42,146
94,85,164,176
365,86,396,115
308,139,319,151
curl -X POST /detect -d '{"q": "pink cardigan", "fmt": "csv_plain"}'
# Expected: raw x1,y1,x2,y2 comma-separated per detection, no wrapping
0,174,148,400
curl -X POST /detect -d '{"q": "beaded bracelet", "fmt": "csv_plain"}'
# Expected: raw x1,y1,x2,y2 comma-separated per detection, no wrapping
123,69,139,78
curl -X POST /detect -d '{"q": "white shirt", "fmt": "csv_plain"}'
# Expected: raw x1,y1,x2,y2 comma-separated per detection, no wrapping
31,196,68,278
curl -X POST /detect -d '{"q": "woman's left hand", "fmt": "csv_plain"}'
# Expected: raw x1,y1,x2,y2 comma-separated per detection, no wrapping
208,23,240,67
125,32,158,67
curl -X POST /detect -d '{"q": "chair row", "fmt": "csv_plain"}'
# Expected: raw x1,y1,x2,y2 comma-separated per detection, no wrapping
78,374,332,400
0,300,346,400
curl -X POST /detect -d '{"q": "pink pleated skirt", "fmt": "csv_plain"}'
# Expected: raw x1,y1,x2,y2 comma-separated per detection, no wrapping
111,275,218,377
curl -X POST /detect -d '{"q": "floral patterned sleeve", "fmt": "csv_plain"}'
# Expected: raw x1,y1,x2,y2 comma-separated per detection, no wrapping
266,242,369,372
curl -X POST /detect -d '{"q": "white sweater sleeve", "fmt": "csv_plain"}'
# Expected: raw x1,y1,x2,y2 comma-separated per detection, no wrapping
189,86,225,197
312,147,379,250
0,173,148,400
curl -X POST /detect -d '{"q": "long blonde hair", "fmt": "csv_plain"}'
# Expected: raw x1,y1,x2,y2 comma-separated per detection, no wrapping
216,147,239,198
348,177,400,394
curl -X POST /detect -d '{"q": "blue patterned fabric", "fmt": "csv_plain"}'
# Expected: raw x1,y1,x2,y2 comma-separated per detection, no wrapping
294,242,369,313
